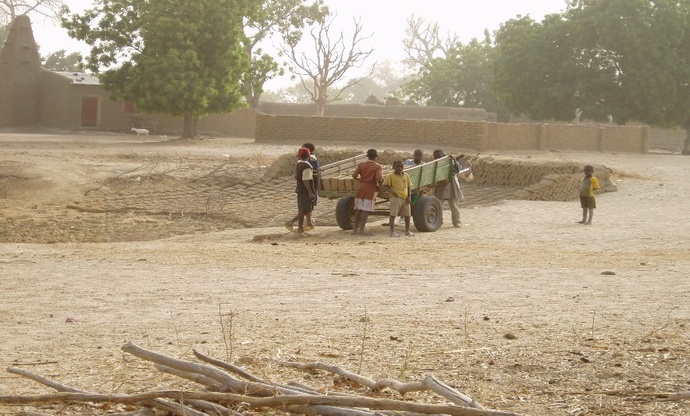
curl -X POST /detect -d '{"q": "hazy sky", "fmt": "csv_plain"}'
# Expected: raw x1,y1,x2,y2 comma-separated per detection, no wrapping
29,0,567,88
320,0,567,59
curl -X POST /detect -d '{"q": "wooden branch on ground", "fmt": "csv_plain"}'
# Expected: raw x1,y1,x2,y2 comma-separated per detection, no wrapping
269,359,485,409
194,349,263,383
121,342,279,396
662,391,690,401
185,399,240,416
3,342,519,416
0,391,517,416
423,375,485,409
268,359,424,393
153,363,222,388
6,366,208,416
193,349,315,395
7,366,82,393
640,391,690,401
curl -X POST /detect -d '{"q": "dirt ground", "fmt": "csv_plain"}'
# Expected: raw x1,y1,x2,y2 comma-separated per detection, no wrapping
0,130,688,416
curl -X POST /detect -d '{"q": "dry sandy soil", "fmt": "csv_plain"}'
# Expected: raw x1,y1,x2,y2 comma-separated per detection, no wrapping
0,129,688,416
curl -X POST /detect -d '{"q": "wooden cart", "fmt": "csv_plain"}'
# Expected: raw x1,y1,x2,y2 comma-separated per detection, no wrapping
318,154,460,232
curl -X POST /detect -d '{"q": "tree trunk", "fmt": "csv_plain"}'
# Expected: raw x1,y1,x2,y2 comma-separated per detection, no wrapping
182,113,195,138
315,102,325,116
682,120,690,155
315,85,328,116
245,93,260,109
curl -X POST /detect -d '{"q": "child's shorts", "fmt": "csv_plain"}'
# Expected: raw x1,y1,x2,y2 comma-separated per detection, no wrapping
390,196,411,217
580,196,596,209
297,191,313,212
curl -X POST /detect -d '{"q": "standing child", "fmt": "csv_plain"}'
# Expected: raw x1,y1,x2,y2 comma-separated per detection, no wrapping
385,149,424,227
382,160,414,237
304,143,320,213
578,165,600,225
285,147,315,234
285,143,318,231
352,149,384,236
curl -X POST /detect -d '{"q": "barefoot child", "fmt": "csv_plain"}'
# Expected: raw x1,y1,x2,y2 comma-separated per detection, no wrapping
382,160,414,237
578,165,600,225
285,147,315,234
351,149,383,236
285,143,318,231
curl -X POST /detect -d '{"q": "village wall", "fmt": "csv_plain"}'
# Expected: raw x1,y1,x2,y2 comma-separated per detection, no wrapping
39,71,74,128
258,101,493,121
255,114,489,150
649,127,686,151
255,114,650,153
146,108,257,137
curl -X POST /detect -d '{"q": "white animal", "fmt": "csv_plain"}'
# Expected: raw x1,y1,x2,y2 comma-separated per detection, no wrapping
574,108,583,124
131,127,149,136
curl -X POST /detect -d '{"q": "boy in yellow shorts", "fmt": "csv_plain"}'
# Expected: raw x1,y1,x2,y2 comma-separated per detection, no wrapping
578,165,600,225
382,160,414,237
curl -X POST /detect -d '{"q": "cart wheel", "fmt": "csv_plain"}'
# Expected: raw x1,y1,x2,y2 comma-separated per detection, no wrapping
412,195,443,232
335,196,355,230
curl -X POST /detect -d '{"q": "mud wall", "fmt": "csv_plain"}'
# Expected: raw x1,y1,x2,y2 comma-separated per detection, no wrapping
255,114,489,150
255,114,650,154
258,101,493,121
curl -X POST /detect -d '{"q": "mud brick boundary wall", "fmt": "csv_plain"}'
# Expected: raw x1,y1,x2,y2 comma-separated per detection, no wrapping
255,114,649,153
255,114,488,150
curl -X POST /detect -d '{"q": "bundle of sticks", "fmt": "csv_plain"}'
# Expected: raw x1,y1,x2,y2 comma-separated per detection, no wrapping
1,342,518,416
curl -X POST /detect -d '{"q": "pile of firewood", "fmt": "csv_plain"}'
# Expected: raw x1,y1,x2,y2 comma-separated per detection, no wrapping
1,342,519,416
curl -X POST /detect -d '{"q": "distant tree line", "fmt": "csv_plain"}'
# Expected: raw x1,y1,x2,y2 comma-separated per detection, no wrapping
3,0,689,152
403,0,690,152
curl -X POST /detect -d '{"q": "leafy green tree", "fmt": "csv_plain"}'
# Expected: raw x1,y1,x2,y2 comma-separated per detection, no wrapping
492,15,571,121
403,32,508,120
494,0,690,153
241,0,328,108
494,11,643,123
62,0,249,138
41,49,82,71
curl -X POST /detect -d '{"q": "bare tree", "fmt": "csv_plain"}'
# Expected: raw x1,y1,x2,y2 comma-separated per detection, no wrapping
402,15,458,71
241,0,328,108
280,13,374,115
0,0,64,26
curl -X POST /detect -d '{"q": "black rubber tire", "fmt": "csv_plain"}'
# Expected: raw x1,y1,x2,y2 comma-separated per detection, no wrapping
335,196,356,230
412,195,443,232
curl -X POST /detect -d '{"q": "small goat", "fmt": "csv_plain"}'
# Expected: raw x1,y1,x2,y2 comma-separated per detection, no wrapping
131,127,149,136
